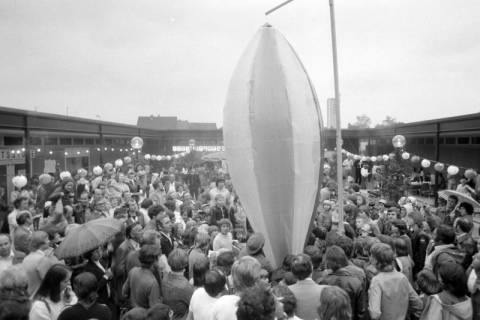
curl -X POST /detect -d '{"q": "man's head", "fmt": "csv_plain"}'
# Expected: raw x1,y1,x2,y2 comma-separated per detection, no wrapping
459,203,474,217
215,194,225,207
435,224,456,245
325,245,349,272
158,214,173,234
370,243,395,272
232,256,261,292
73,272,98,302
13,197,29,210
455,218,474,235
16,211,32,227
291,254,313,281
0,234,11,258
447,195,459,209
167,249,188,273
215,178,225,190
204,269,226,298
30,231,49,252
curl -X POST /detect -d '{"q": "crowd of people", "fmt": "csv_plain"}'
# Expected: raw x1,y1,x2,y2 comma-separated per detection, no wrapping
0,158,479,320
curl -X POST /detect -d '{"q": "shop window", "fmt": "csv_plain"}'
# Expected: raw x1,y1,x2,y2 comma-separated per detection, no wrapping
29,137,42,145
445,137,456,144
45,137,58,145
85,138,94,145
59,137,72,145
73,138,84,145
4,136,23,146
458,137,470,144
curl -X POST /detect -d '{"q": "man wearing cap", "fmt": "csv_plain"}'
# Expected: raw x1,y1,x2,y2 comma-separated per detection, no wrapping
239,233,273,277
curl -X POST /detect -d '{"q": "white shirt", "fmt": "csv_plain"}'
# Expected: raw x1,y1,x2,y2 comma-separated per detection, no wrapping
29,295,77,320
188,287,220,320
0,251,14,275
211,294,240,320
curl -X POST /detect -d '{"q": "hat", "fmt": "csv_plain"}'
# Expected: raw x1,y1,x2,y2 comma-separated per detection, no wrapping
246,233,265,255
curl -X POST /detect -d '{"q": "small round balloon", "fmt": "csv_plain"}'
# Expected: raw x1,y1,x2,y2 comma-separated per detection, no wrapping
166,155,172,161
157,156,164,161
447,165,459,176
421,159,431,168
353,155,361,160
382,155,389,161
370,156,377,162
144,154,151,160
12,175,28,189
104,163,113,171
130,136,144,149
411,155,420,163
93,166,103,175
434,163,445,172
389,153,396,160
465,169,477,179
150,155,157,161
392,135,406,148
401,152,410,160
59,171,71,180
361,156,367,162
115,159,123,167
124,156,132,164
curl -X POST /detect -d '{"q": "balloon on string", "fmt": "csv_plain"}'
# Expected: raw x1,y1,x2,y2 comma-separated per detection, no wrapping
104,163,113,171
411,155,420,163
166,156,172,161
447,165,459,176
361,156,367,162
60,171,71,180
93,166,103,175
361,168,369,177
421,159,431,168
150,155,157,161
401,152,410,160
174,154,180,159
115,159,123,167
370,156,377,162
465,169,477,179
392,135,406,148
12,175,28,189
434,163,445,172
124,156,132,164
382,155,389,161
354,155,361,160
144,154,151,160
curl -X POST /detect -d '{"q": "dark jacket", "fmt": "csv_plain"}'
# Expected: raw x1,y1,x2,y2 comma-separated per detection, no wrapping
318,267,367,320
411,229,430,276
80,260,110,305
209,205,236,227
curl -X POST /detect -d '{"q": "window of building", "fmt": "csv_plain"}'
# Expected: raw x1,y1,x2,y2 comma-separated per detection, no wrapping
457,137,470,144
29,137,42,145
85,138,94,145
472,137,480,144
4,136,23,146
59,137,72,145
425,137,434,144
439,137,445,144
445,137,456,144
104,138,113,145
73,138,84,145
417,138,425,144
95,138,101,145
45,137,58,145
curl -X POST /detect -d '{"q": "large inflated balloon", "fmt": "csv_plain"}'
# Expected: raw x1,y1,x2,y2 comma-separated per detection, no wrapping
223,24,323,266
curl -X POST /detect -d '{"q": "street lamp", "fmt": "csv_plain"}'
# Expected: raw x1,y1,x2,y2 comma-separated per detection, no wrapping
131,136,144,162
392,135,406,149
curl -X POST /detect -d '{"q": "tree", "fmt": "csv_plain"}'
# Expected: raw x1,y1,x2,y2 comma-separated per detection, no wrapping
348,114,372,129
375,116,403,128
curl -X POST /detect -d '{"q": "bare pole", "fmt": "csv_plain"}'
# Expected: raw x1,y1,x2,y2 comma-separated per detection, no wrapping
265,0,296,16
329,0,344,232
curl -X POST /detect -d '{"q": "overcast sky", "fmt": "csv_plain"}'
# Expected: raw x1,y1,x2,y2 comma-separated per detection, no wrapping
1,0,479,128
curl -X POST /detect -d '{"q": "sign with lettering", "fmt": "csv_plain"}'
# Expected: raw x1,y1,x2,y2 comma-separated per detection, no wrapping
0,149,25,164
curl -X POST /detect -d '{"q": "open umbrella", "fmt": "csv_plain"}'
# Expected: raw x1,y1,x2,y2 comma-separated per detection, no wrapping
55,218,123,259
438,190,480,211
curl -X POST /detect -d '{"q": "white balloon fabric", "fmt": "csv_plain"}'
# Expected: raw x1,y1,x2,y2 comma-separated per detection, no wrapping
447,165,459,176
421,159,431,168
115,159,123,167
93,166,103,176
12,175,28,189
401,152,410,160
223,24,323,266
59,171,71,180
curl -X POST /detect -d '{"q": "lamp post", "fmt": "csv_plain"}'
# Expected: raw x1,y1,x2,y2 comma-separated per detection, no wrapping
130,136,144,163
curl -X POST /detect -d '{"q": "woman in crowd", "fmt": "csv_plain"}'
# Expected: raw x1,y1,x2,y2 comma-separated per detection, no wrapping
30,264,76,320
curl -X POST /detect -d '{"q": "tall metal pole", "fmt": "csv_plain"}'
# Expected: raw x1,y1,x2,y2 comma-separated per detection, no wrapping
329,0,344,232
